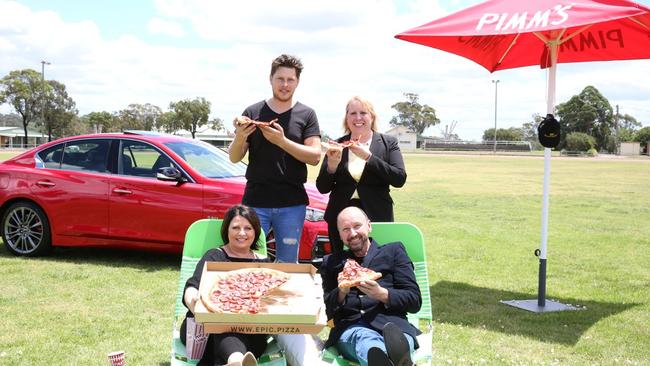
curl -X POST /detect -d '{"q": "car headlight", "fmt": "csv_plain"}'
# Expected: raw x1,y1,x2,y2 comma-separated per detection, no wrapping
305,207,325,222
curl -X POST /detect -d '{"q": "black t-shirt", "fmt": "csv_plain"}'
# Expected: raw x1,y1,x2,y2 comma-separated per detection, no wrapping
242,100,320,207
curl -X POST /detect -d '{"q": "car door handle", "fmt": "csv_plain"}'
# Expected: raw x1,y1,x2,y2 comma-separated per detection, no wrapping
112,188,132,194
36,180,56,187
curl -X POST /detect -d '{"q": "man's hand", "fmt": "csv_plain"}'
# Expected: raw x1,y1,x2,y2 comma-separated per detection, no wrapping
357,280,389,304
258,121,286,147
337,285,350,304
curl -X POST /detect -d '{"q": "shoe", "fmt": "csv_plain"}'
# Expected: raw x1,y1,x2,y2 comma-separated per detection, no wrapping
241,351,257,366
383,322,413,366
367,347,394,366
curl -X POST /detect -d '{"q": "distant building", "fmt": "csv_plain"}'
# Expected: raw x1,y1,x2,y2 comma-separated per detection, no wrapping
174,127,234,148
620,142,641,156
0,126,46,148
384,125,418,150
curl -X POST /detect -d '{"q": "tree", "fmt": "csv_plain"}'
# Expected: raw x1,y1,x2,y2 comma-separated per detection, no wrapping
521,113,543,150
635,126,650,148
555,85,614,152
208,117,224,132
565,132,596,152
389,93,440,135
62,115,91,137
114,103,162,131
170,97,211,138
157,111,180,133
0,113,21,127
83,111,116,133
616,113,642,143
42,80,77,141
482,127,524,141
0,69,47,147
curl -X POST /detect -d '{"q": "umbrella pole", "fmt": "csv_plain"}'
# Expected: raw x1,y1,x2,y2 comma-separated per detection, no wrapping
538,43,558,307
501,42,577,312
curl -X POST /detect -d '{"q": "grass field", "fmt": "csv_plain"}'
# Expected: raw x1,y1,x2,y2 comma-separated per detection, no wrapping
1,152,649,365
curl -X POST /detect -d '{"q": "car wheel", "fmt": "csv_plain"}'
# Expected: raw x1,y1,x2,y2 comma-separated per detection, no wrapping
1,201,52,256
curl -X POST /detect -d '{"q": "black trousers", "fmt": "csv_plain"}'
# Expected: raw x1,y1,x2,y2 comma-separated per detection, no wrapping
181,317,268,365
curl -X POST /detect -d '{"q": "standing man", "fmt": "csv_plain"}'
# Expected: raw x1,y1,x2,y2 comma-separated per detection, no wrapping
229,54,321,263
320,206,421,366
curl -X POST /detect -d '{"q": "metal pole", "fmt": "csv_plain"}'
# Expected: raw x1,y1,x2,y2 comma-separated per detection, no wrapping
614,104,621,155
40,60,50,144
492,80,500,153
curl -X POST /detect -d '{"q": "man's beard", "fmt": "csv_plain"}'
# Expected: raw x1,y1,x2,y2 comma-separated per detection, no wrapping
347,235,369,255
273,89,294,103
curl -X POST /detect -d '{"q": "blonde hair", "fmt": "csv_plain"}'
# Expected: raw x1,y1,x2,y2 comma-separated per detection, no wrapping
342,96,378,134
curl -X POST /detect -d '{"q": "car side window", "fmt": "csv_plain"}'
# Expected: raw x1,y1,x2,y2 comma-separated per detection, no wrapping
38,145,65,169
62,140,110,173
37,140,110,173
119,140,174,178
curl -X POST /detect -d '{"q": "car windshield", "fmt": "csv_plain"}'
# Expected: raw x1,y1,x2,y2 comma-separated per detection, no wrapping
164,140,247,178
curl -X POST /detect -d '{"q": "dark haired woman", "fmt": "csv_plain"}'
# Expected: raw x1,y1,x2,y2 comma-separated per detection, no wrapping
180,204,266,366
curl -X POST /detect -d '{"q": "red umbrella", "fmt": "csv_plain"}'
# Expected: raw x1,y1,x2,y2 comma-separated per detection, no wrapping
396,0,650,312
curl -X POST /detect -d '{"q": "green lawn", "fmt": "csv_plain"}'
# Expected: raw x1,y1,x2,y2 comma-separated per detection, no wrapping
1,152,649,365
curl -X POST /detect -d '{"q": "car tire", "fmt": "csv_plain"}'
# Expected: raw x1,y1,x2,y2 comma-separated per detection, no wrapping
1,201,52,256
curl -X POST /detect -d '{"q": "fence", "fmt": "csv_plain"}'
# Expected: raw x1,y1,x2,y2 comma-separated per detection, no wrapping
423,140,532,152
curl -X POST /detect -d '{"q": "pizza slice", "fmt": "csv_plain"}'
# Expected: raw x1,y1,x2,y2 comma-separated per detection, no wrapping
234,116,278,128
202,267,290,314
321,137,361,151
337,259,382,288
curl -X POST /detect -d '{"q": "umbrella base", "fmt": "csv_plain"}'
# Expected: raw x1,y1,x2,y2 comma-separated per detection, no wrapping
500,299,579,313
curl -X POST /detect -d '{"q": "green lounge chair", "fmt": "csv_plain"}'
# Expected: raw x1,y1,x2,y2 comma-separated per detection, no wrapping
170,218,286,366
320,222,433,366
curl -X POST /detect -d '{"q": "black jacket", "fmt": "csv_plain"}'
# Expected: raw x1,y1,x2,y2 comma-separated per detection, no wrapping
316,132,406,224
320,240,422,348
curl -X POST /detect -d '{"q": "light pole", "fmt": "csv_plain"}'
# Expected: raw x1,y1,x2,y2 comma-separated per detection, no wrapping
40,60,50,144
492,79,500,153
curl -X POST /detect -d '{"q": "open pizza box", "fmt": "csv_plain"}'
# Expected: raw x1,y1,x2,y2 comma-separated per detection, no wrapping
194,261,327,334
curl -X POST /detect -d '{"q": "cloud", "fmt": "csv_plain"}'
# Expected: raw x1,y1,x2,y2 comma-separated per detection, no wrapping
1,0,649,141
147,17,185,38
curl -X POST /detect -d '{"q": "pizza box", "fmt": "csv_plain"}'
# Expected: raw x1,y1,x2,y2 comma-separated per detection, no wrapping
194,261,326,334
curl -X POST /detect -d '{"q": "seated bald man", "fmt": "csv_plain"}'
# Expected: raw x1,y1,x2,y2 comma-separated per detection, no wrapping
320,206,421,366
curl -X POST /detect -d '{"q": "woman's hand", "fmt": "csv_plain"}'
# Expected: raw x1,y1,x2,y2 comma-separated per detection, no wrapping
184,287,200,314
348,143,372,161
326,146,343,173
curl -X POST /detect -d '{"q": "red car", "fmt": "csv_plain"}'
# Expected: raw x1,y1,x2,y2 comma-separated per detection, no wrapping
0,132,331,263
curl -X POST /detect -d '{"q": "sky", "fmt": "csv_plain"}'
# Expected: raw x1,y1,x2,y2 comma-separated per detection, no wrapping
1,0,649,141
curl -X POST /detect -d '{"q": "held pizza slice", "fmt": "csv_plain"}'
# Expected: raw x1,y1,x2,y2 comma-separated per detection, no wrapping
321,139,358,150
234,116,278,128
337,258,382,288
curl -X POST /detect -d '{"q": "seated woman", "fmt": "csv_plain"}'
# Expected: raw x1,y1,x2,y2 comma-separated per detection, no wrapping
181,204,266,366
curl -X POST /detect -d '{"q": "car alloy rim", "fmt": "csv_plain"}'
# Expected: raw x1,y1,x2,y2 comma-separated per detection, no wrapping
4,206,44,254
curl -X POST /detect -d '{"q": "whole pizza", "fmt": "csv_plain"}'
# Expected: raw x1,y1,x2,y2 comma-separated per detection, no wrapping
201,268,290,314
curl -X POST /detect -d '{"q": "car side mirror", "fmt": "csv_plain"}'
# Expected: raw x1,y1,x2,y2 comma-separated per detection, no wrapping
156,167,185,183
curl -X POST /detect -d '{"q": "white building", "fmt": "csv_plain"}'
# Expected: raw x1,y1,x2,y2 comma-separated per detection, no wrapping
0,126,46,149
384,125,418,150
620,142,641,155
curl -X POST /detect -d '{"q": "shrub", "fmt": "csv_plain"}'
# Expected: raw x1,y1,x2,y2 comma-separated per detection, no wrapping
634,126,650,148
565,132,596,152
587,148,598,157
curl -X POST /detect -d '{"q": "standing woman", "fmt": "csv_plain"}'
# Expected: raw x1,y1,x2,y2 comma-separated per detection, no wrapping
316,96,407,254
181,205,265,366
